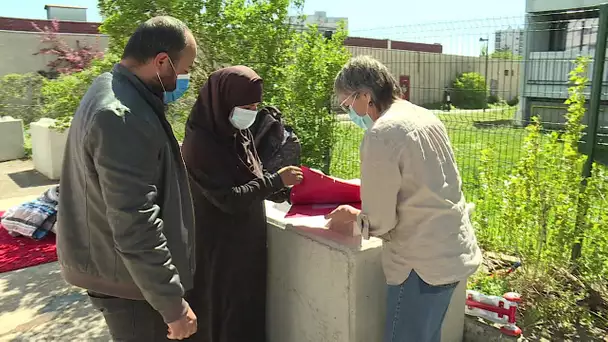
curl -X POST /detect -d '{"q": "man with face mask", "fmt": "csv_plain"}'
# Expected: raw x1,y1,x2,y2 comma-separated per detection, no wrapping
57,16,198,341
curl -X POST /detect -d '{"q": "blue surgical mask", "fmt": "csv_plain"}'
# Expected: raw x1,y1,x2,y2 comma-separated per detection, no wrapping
163,74,190,104
348,106,374,130
229,107,258,130
157,57,190,104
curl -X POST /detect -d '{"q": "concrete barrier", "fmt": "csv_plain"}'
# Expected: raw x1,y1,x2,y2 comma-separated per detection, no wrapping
0,116,25,162
30,118,68,180
265,201,465,342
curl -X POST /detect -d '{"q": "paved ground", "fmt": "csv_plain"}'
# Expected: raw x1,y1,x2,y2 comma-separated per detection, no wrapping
0,263,110,341
0,160,58,209
0,160,110,341
0,159,523,342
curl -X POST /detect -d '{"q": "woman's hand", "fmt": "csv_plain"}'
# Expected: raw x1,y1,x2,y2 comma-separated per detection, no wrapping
278,166,303,187
325,205,361,233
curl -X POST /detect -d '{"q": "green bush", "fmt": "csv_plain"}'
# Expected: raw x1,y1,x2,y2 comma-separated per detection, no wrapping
0,73,46,124
507,95,519,107
487,94,501,104
473,57,608,336
272,24,350,171
41,53,119,120
451,72,487,109
420,102,444,110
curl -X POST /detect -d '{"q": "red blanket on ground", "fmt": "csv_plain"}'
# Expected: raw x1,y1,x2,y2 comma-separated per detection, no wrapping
0,211,57,273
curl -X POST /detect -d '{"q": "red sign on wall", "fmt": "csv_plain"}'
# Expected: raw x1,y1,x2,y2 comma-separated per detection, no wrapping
399,75,410,101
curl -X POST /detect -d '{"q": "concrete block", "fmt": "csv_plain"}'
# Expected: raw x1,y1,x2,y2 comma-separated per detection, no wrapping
265,201,465,342
30,118,68,180
0,116,25,162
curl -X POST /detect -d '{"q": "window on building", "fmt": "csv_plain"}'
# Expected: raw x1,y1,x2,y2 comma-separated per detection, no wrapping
511,70,515,76
548,21,568,51
504,70,510,76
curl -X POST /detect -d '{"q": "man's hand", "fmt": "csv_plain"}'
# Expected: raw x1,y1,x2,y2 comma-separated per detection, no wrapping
325,205,360,234
278,166,304,187
167,304,197,340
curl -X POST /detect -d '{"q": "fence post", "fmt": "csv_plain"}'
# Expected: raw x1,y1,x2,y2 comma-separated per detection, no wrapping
323,30,334,176
582,4,608,179
571,3,608,262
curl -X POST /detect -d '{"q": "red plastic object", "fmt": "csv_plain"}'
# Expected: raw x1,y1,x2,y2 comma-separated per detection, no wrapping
465,291,522,337
289,166,360,205
500,325,523,337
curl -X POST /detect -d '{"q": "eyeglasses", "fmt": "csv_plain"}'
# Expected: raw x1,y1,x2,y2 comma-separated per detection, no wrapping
339,92,357,113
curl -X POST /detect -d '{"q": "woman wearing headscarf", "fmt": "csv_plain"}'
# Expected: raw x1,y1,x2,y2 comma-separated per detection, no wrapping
181,66,303,342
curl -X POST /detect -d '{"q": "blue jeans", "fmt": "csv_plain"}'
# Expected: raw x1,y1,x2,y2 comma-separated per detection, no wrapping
384,270,458,342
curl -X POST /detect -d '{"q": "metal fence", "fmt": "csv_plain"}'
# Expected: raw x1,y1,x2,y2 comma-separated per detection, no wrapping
329,5,608,270
0,5,606,271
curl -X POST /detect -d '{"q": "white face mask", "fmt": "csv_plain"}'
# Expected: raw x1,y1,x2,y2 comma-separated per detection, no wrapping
229,107,258,130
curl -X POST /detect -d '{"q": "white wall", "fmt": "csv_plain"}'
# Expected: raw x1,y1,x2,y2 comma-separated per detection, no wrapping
0,30,108,77
347,46,522,104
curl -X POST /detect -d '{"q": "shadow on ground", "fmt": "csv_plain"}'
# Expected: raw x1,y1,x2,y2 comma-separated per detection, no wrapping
0,262,110,341
7,170,56,189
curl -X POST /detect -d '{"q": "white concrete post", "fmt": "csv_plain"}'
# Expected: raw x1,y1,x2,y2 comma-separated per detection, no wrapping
0,116,25,162
30,118,68,180
265,201,466,342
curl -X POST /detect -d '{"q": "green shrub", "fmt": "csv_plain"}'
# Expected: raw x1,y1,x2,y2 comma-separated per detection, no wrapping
41,54,119,120
487,94,501,104
272,24,350,171
0,73,46,124
507,95,519,107
473,57,608,336
451,72,487,109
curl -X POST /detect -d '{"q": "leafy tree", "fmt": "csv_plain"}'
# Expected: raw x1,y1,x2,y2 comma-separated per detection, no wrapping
33,19,104,76
98,0,206,55
0,73,46,124
451,72,487,109
273,24,350,170
40,53,120,120
490,48,522,60
479,45,488,57
96,0,351,169
97,0,303,93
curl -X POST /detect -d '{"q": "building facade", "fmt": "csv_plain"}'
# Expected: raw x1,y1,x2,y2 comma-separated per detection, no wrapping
516,0,607,128
0,5,106,77
288,11,348,33
495,29,525,56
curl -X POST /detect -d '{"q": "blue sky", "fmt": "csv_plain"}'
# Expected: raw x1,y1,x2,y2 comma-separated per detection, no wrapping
1,0,527,55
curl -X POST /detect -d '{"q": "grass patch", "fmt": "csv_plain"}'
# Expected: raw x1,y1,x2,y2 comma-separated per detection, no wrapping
330,107,524,201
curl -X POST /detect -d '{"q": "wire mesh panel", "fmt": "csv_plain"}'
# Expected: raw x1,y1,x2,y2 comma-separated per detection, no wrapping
329,9,608,275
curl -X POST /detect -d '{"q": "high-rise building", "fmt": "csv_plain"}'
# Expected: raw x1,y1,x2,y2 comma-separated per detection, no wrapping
565,18,599,51
288,11,348,33
495,28,525,56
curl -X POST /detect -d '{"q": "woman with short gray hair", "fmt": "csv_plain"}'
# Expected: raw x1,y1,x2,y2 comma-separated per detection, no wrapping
326,55,482,342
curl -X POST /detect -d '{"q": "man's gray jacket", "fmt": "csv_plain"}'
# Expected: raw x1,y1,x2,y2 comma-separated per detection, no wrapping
57,64,195,324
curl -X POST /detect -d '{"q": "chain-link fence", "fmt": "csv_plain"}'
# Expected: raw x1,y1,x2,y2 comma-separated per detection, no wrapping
1,5,607,272
328,6,608,272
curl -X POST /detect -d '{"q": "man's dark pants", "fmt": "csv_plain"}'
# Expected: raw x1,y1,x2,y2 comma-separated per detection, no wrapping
88,291,193,342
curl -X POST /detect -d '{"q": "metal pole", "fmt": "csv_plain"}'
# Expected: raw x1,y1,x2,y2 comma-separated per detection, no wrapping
571,3,608,262
323,29,333,175
582,4,607,179
517,14,532,126
483,36,489,113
